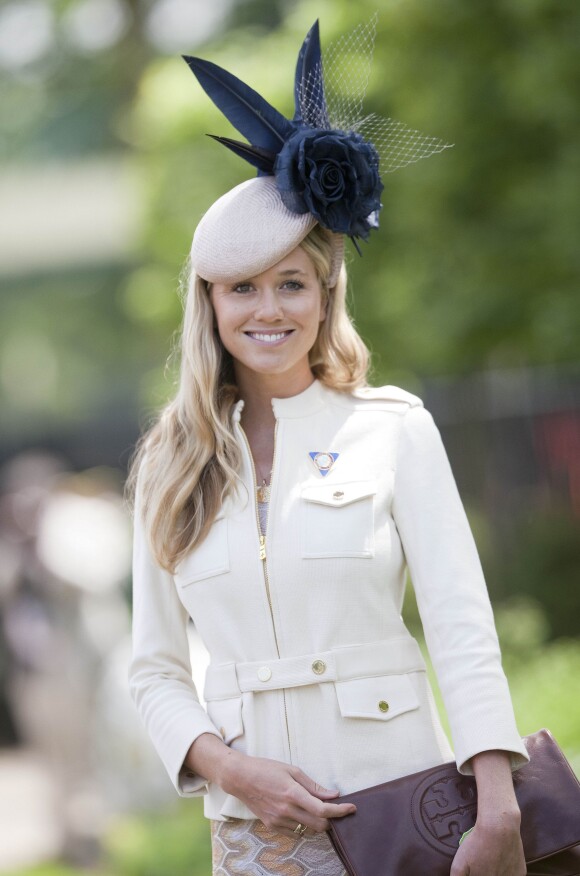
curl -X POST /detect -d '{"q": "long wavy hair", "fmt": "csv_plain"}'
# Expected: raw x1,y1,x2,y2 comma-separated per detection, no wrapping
126,225,371,573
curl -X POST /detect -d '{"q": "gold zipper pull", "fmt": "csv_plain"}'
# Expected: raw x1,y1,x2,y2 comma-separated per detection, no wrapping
259,535,267,561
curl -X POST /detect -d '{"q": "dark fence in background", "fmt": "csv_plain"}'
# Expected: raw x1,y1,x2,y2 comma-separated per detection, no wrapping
3,362,579,514
425,364,580,518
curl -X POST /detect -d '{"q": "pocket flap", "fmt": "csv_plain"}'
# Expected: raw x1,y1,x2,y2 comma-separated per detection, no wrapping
335,673,420,720
301,480,377,508
206,696,244,745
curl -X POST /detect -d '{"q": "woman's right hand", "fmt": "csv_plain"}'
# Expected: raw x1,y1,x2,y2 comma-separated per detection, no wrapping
220,749,357,837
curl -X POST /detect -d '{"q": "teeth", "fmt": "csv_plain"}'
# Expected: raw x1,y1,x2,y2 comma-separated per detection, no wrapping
248,331,290,343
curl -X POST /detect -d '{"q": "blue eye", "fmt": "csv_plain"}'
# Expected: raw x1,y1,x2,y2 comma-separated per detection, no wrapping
232,283,253,293
283,280,304,291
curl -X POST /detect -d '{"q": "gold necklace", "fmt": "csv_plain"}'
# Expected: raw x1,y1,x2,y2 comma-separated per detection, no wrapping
256,468,273,503
257,479,270,503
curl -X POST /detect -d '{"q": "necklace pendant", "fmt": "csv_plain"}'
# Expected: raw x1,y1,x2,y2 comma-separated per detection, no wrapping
257,480,271,503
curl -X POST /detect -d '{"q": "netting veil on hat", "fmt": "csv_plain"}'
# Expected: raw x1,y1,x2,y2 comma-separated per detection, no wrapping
184,15,452,285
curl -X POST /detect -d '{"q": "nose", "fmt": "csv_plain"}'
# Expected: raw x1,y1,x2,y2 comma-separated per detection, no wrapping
254,287,284,321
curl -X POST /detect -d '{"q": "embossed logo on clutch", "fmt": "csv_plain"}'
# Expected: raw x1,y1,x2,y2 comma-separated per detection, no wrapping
411,768,477,853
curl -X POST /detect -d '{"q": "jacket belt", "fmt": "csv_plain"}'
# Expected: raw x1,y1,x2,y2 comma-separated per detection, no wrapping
203,637,427,701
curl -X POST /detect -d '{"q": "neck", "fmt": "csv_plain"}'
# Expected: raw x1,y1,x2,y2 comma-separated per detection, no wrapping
235,365,316,426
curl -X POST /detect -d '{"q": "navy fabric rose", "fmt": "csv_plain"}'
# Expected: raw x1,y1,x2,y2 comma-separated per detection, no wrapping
274,128,383,239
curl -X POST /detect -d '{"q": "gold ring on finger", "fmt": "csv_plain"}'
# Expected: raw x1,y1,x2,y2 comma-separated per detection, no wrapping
294,822,308,836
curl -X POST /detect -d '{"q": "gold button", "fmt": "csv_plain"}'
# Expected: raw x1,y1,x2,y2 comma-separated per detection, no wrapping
332,491,344,500
219,726,226,739
312,659,327,675
257,666,272,682
378,700,389,713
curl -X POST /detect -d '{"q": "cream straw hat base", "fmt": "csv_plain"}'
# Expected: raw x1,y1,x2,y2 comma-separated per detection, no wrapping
190,176,343,286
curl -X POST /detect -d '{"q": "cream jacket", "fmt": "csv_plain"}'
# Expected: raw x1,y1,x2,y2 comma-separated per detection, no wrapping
129,379,529,821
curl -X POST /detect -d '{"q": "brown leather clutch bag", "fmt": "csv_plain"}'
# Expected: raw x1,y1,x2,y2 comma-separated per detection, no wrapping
327,729,580,876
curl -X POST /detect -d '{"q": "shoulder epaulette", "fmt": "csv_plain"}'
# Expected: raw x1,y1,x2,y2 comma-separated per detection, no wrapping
352,384,424,408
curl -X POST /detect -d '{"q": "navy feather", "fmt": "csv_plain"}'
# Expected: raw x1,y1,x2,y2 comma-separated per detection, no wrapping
207,135,276,174
350,236,363,256
293,20,328,126
182,55,294,152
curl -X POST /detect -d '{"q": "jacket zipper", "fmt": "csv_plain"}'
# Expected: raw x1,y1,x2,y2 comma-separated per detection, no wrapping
238,420,293,762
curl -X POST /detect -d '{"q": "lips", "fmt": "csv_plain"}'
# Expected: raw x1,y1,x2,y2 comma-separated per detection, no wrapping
245,330,294,344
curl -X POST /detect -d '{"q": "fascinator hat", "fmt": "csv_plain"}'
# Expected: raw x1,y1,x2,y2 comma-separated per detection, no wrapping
183,16,451,286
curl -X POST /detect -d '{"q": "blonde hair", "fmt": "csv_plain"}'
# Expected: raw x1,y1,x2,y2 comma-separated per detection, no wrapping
126,225,370,572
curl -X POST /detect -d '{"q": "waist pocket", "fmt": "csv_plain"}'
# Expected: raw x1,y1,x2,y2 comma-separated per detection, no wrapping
300,480,377,559
335,673,421,721
206,696,244,745
173,516,229,586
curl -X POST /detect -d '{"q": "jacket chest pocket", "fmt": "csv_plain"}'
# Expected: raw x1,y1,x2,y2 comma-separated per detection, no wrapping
173,516,229,587
300,480,377,559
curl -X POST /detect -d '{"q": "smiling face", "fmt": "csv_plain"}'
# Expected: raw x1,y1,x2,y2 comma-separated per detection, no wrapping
208,245,327,390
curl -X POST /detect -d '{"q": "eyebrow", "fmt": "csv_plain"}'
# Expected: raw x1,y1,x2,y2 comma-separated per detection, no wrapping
277,269,307,276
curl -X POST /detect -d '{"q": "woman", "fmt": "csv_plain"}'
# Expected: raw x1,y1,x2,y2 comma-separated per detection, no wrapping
128,18,530,876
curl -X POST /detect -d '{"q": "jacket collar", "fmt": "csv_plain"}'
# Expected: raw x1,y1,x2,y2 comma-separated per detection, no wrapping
232,378,327,422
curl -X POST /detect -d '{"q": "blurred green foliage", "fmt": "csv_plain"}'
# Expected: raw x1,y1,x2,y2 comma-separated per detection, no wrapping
3,867,84,876
126,0,580,385
2,0,580,431
496,510,580,639
3,799,211,876
104,800,212,875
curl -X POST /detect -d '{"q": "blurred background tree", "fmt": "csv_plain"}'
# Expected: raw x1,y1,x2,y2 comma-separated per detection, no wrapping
2,0,579,438
0,0,579,871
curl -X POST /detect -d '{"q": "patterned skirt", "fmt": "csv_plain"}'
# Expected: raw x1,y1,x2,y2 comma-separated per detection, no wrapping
211,818,347,876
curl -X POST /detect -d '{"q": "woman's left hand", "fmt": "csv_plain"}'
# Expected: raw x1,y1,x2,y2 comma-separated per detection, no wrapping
450,814,526,876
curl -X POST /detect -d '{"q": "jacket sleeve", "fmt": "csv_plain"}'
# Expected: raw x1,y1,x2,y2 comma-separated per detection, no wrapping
391,403,530,776
128,488,222,796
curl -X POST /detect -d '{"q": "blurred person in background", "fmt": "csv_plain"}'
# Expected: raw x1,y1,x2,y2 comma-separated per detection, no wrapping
0,453,134,866
127,18,530,876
